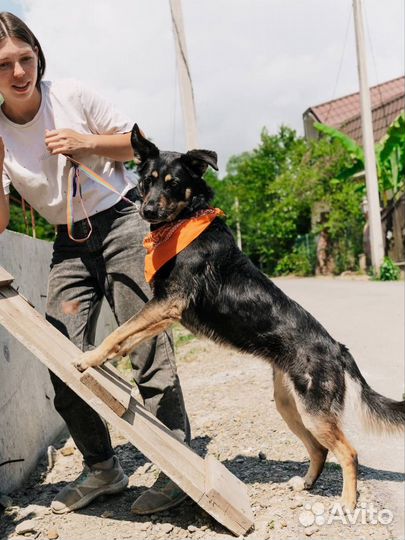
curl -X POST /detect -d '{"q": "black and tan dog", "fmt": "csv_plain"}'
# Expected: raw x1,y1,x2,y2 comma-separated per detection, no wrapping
75,124,404,511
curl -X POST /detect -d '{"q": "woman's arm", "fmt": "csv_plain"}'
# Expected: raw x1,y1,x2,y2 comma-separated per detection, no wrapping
44,130,134,162
0,138,10,234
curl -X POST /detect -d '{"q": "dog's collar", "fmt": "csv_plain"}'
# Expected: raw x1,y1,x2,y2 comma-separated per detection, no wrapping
143,207,224,283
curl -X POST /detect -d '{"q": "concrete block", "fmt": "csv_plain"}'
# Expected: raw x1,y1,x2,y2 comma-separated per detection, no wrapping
0,230,117,493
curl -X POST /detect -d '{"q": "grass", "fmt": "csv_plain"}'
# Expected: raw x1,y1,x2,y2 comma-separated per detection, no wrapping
173,323,196,349
325,462,341,472
114,356,134,383
113,324,197,377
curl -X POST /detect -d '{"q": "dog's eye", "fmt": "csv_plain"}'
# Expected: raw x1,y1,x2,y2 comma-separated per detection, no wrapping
168,177,181,186
138,177,150,194
140,177,152,190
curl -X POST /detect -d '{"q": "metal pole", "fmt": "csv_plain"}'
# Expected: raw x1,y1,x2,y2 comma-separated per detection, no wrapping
234,197,242,250
169,0,199,150
353,0,384,274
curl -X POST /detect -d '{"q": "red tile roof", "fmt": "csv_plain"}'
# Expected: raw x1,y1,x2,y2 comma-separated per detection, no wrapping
304,76,404,143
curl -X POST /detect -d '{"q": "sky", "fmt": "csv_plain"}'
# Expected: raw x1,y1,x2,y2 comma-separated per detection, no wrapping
2,0,404,175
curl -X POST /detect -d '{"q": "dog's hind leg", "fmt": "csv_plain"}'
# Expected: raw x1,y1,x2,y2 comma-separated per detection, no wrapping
302,418,358,511
273,368,328,490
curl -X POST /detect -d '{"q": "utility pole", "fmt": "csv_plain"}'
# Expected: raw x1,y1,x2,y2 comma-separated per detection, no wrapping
234,197,242,250
353,0,384,274
169,0,199,150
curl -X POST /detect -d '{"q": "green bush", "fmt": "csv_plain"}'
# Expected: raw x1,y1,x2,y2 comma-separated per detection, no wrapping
274,252,311,276
378,257,400,281
275,247,313,277
8,185,55,241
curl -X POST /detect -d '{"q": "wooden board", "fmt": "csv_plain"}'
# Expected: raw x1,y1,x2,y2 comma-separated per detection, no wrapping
0,276,254,536
203,455,254,534
0,267,14,288
80,365,132,417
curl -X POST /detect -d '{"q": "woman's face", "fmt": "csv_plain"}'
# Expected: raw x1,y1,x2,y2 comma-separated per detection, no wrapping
0,36,39,106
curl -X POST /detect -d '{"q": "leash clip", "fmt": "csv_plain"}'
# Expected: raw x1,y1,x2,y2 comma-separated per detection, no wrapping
72,164,79,197
66,161,93,243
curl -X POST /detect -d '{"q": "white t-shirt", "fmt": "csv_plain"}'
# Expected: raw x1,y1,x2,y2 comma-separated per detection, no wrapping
0,79,136,224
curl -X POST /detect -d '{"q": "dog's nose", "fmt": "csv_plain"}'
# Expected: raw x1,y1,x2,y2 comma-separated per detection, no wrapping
142,203,157,219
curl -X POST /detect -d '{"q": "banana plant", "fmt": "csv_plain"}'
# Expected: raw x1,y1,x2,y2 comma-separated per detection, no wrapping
375,112,405,197
314,111,405,205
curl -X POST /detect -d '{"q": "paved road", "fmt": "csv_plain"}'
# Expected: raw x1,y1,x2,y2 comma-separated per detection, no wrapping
274,277,404,538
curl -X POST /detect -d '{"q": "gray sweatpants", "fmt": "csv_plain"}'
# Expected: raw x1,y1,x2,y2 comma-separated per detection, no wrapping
45,190,190,466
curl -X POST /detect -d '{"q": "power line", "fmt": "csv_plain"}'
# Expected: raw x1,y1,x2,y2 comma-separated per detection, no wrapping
324,4,353,124
363,3,390,131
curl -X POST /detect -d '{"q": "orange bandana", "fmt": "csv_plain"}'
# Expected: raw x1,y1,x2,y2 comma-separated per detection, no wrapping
143,207,225,283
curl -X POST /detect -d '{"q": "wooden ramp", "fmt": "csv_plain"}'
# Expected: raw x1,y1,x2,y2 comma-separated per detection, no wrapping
0,267,254,536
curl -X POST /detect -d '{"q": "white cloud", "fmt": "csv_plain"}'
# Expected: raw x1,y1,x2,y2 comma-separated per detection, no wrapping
16,0,405,173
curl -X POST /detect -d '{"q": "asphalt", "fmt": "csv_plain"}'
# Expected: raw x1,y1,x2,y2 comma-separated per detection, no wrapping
273,277,404,538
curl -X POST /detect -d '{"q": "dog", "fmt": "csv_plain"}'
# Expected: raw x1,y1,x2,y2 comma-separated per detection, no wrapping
75,124,405,511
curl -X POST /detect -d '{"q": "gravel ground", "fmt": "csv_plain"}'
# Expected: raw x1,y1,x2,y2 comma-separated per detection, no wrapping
1,321,403,540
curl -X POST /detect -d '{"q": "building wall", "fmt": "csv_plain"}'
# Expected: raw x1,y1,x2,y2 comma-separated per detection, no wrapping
0,230,116,493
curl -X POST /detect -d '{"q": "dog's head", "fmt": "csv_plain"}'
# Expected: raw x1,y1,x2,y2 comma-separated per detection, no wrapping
131,124,218,224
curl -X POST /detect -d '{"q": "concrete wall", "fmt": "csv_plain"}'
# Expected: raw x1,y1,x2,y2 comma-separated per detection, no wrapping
0,230,116,494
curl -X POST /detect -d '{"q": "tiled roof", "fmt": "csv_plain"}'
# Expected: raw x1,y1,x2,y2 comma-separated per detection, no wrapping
305,76,404,143
341,92,404,145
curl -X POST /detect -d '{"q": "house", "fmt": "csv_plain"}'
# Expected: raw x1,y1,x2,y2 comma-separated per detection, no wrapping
303,75,404,144
303,76,405,269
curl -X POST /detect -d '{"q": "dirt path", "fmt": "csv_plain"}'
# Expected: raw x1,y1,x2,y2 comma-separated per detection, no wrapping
1,316,403,540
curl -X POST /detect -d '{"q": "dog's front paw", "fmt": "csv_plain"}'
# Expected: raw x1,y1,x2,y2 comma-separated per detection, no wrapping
73,350,103,372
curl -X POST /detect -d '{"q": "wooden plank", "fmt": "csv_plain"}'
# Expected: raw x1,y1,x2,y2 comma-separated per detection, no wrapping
203,455,254,535
80,365,132,417
0,280,254,536
0,267,14,288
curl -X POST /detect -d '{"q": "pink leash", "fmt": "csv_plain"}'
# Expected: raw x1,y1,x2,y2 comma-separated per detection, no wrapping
66,156,137,242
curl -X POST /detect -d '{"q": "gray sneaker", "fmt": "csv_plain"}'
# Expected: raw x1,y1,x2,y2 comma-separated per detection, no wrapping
131,472,188,515
51,456,128,514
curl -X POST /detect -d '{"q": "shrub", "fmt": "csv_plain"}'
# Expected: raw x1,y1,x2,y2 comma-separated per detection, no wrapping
275,244,315,277
378,257,400,281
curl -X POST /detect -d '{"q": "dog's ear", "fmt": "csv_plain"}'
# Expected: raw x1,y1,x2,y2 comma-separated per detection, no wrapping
181,149,218,175
131,123,159,163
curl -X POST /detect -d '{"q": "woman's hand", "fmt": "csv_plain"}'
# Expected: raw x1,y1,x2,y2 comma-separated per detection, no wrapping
45,129,92,158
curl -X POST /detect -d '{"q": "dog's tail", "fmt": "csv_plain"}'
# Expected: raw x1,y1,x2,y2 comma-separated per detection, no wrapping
342,346,405,434
360,385,405,433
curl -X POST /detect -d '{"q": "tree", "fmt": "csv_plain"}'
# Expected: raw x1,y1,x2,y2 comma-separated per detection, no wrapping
208,126,364,274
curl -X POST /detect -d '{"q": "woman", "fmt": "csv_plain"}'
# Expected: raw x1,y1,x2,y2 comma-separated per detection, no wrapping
0,11,190,515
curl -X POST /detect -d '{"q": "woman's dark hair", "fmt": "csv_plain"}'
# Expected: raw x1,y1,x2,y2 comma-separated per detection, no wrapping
0,12,46,86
